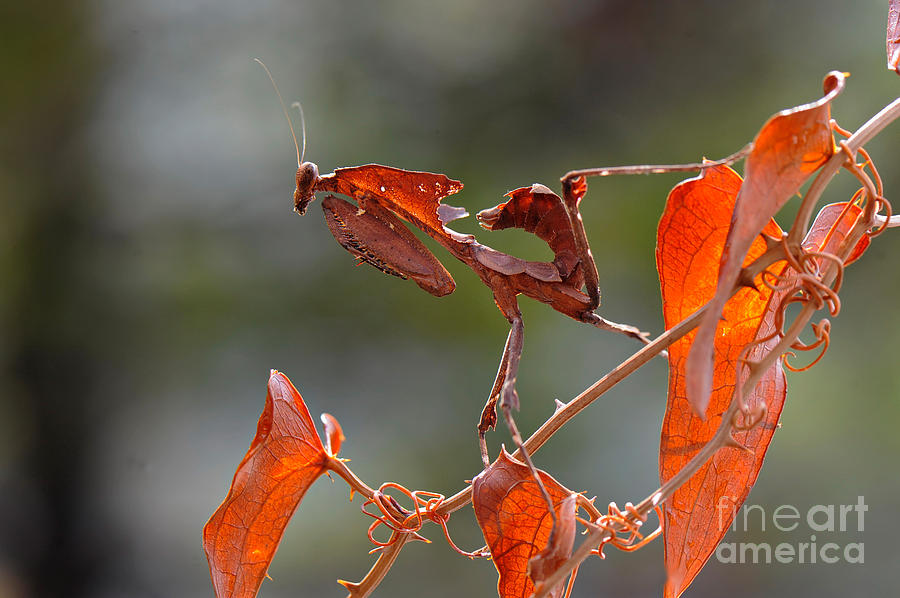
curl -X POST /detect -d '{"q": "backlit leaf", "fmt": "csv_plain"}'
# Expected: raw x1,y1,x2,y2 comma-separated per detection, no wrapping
657,166,870,597
528,493,578,598
472,449,576,598
657,164,786,598
685,72,845,415
203,370,330,598
889,0,900,74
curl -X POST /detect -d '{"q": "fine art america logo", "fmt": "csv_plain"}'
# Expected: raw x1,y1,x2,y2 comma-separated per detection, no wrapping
715,496,866,565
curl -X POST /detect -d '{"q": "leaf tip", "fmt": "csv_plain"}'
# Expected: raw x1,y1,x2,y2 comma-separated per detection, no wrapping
321,412,345,456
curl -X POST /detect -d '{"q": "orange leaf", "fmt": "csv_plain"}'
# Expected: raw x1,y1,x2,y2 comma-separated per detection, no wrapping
889,0,900,74
203,370,330,598
805,202,870,263
657,168,869,597
685,72,845,416
321,412,345,456
472,450,576,598
657,164,786,597
528,493,578,598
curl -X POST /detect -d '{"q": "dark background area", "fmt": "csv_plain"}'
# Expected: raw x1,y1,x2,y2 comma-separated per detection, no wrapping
1,1,899,597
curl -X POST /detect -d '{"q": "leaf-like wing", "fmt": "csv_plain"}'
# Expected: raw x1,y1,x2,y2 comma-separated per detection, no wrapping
203,371,330,598
317,164,470,243
685,72,845,416
657,164,786,597
321,194,456,296
472,450,575,598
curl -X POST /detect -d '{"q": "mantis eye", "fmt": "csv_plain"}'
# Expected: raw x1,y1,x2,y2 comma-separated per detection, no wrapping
294,161,320,215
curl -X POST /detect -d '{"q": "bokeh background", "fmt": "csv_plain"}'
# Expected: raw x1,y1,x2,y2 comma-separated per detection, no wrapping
2,1,899,597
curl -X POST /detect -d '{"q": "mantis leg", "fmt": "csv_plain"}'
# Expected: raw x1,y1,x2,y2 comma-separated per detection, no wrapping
559,143,752,315
476,312,560,529
561,177,601,311
477,314,523,466
560,179,652,345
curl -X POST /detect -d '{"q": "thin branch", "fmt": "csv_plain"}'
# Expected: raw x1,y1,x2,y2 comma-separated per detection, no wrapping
561,144,752,183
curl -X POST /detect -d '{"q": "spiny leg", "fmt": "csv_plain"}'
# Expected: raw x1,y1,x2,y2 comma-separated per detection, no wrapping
478,333,511,467
561,178,654,346
495,315,561,532
558,145,752,335
581,312,653,345
561,176,601,312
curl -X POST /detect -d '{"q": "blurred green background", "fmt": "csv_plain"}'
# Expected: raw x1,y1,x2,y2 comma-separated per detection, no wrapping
2,1,899,597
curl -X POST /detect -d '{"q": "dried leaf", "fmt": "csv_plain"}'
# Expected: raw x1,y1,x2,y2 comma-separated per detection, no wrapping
321,194,456,296
685,72,845,416
805,202,870,264
472,449,575,598
203,371,330,598
889,0,900,74
320,412,345,456
657,164,786,598
657,168,869,597
529,494,578,598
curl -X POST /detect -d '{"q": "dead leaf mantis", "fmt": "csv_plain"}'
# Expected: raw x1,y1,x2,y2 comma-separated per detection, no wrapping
254,59,749,482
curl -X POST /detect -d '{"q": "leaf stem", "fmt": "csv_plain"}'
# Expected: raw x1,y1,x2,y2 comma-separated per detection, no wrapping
327,456,378,500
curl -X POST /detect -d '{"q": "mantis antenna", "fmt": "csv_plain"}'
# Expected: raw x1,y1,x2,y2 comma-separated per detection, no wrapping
253,58,301,168
291,101,307,163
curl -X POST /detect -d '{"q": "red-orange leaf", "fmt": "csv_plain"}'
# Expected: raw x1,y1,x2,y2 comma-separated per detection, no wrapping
472,450,576,598
805,202,870,263
528,493,577,598
657,167,870,597
203,370,330,598
657,164,787,598
685,72,845,416
889,0,900,74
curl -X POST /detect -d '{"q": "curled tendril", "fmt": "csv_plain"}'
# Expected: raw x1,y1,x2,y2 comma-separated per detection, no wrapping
734,241,846,409
360,482,489,558
832,118,893,239
870,196,893,238
585,502,663,559
784,319,831,372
